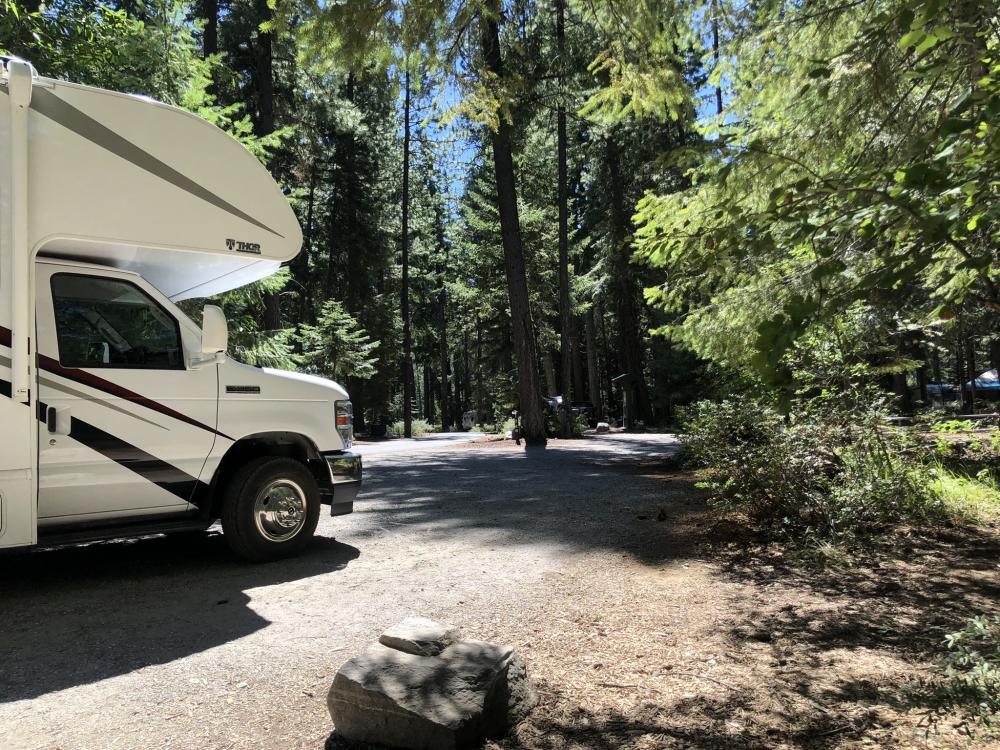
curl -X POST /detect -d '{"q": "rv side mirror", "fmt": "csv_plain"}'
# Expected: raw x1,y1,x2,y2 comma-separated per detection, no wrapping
201,304,228,354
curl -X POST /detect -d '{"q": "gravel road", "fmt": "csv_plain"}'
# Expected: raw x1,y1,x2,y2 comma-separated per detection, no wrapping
0,433,679,750
353,431,485,456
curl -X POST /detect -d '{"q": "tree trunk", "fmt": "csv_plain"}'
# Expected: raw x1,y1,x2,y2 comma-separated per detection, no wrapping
584,307,602,418
401,69,413,438
606,136,653,425
475,312,484,418
542,351,557,397
439,290,451,431
422,364,432,422
254,0,281,331
556,0,573,438
201,0,218,59
712,0,722,116
967,336,977,413
481,3,546,446
891,372,912,413
463,327,471,418
916,346,929,405
599,301,615,418
572,320,586,403
294,169,317,325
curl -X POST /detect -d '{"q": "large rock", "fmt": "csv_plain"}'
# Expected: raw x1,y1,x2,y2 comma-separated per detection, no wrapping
595,422,610,433
379,616,459,656
328,620,538,750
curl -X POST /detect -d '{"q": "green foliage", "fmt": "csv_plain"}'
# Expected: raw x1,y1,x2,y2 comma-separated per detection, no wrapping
926,463,1000,524
1,0,205,103
299,299,380,383
210,269,298,369
545,410,589,437
578,0,691,123
909,614,1000,731
680,398,947,542
386,418,436,438
931,419,976,434
630,0,1000,391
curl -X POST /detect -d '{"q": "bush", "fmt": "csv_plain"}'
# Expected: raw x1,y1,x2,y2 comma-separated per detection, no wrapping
679,399,946,542
909,614,1000,731
545,411,590,437
387,419,435,437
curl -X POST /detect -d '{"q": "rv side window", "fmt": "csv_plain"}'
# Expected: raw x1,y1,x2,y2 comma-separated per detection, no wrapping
50,274,184,370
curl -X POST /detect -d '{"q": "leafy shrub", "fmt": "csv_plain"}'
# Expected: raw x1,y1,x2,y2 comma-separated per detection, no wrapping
679,399,945,542
909,614,1000,731
545,411,590,437
932,419,976,434
387,419,436,437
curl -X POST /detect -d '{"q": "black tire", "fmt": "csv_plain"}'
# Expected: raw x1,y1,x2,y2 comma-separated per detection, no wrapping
220,456,321,562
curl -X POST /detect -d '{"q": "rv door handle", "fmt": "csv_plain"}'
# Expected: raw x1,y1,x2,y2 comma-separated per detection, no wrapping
46,406,57,433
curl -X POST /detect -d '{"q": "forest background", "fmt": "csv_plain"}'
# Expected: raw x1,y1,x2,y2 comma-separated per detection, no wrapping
1,0,997,446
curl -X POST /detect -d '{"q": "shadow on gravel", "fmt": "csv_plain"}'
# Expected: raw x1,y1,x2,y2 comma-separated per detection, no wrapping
0,531,359,702
355,437,693,565
696,524,1000,746
498,701,868,750
719,526,1000,659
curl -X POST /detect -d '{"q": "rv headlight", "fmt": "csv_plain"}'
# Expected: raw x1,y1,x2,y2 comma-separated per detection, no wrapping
335,400,353,448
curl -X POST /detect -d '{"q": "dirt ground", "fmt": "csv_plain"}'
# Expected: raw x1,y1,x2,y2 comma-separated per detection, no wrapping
1,434,998,750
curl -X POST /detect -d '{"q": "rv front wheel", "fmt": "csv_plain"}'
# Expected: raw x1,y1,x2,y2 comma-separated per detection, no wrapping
221,456,321,562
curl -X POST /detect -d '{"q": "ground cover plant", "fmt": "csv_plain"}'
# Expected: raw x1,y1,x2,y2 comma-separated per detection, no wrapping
908,614,1000,734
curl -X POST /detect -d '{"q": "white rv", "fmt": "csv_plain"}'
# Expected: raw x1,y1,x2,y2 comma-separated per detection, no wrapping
0,58,361,561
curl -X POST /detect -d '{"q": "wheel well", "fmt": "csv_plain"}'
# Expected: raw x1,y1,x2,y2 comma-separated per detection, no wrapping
207,433,330,517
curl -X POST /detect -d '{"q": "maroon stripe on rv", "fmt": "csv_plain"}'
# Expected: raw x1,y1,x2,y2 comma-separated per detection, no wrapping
0,326,11,347
36,353,232,440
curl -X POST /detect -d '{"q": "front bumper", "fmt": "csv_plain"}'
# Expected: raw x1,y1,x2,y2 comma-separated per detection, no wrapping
322,450,362,516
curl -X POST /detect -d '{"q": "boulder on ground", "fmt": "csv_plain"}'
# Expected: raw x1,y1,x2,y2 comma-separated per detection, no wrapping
328,619,538,750
595,422,610,433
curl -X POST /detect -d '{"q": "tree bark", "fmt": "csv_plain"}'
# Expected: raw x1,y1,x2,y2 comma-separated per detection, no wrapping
712,0,722,116
543,351,557,397
475,312,485,419
584,307,602,418
481,3,547,446
598,300,615,418
556,0,573,437
401,68,413,438
201,0,218,59
606,136,653,425
572,320,586,403
957,336,969,412
294,168,317,325
424,364,435,422
967,336,977,413
439,287,450,431
254,0,281,331
916,346,929,405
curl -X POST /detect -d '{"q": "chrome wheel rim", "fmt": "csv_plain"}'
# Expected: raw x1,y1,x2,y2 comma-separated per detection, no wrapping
253,479,307,542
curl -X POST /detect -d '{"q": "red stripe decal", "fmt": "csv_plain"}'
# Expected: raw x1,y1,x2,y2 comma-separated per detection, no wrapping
1,326,229,441
37,354,231,440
